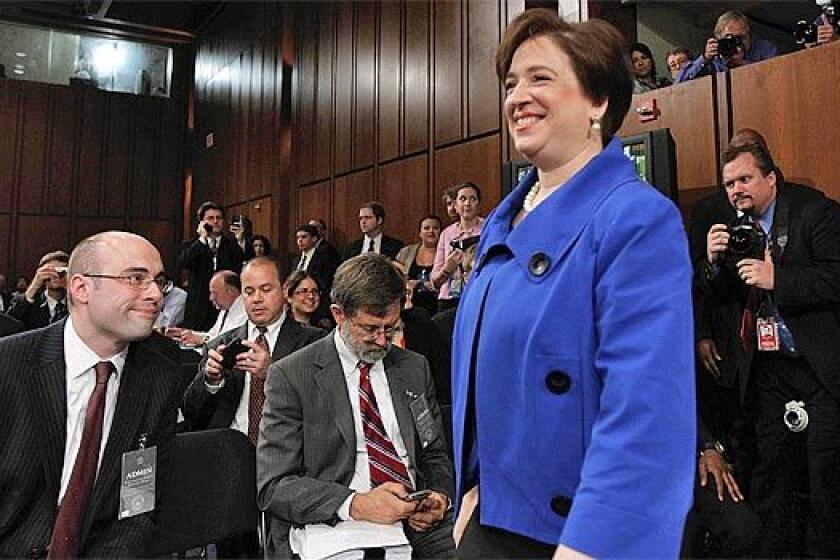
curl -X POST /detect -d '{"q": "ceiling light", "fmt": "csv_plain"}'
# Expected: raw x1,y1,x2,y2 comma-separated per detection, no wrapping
14,64,24,69
13,69,24,75
93,41,125,73
15,52,26,57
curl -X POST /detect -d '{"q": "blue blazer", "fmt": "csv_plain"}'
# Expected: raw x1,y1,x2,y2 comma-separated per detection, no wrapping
452,139,696,557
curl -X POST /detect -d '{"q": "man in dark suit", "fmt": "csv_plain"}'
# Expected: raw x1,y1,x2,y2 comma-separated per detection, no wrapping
702,138,840,557
0,312,24,338
7,250,70,330
343,202,404,261
183,256,323,438
291,224,339,295
0,272,12,313
309,218,342,266
0,231,181,557
258,254,455,559
181,201,245,331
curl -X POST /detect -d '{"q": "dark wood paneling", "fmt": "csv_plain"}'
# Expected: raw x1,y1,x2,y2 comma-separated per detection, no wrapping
730,42,840,202
404,0,430,154
130,219,178,273
0,84,19,213
619,76,718,191
297,181,332,228
18,86,50,214
130,98,158,219
434,134,503,218
0,215,10,274
47,87,76,214
434,0,463,146
378,0,401,162
77,89,107,216
354,1,376,169
76,217,126,243
335,2,354,174
15,216,71,282
378,155,428,245
333,169,374,250
315,3,336,179
295,7,318,185
103,94,132,218
467,0,501,136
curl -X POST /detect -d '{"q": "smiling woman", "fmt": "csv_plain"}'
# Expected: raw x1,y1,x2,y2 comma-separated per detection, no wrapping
451,8,696,559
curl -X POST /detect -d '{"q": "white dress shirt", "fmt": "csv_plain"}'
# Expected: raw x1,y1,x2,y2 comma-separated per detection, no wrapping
190,296,247,355
59,317,127,503
333,330,414,520
363,233,382,254
298,248,316,271
154,286,187,328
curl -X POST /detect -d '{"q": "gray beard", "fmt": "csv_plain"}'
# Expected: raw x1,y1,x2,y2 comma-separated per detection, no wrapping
339,321,391,363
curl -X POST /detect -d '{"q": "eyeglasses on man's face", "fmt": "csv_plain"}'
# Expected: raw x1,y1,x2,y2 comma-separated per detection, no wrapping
349,317,401,340
83,271,167,291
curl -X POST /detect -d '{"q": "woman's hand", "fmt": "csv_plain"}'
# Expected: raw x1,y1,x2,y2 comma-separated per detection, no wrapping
453,485,479,546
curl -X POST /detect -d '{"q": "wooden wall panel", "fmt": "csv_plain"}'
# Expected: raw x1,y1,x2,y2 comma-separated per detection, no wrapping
0,84,19,213
434,134,503,218
619,76,718,191
295,7,318,185
15,216,71,282
333,169,374,249
730,42,840,202
77,89,107,216
103,94,132,218
75,217,126,242
378,0,401,162
433,0,463,146
404,0,430,155
335,2,354,174
315,4,335,180
354,1,377,169
297,181,332,227
47,87,76,214
467,0,501,136
130,99,158,219
130,219,178,272
378,155,428,245
0,215,10,275
18,86,49,214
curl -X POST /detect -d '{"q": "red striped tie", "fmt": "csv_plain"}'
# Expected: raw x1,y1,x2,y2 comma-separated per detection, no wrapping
248,327,269,445
358,361,413,490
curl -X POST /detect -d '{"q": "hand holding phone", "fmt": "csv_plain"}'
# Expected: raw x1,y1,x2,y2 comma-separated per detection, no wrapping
220,338,249,370
403,489,432,502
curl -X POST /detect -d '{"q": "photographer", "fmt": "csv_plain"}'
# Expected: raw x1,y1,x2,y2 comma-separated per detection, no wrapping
702,135,840,557
431,182,484,313
7,250,70,330
677,11,778,83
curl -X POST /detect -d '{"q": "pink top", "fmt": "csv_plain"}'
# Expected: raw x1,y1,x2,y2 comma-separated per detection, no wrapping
432,217,484,300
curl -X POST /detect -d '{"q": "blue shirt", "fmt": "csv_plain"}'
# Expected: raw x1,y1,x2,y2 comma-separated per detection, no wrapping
676,37,778,83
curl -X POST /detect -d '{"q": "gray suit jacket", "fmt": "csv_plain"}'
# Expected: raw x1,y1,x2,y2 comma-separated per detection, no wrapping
257,334,454,558
182,316,324,431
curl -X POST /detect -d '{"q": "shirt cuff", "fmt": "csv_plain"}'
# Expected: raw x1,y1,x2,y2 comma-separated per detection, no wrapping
204,376,225,393
337,492,356,521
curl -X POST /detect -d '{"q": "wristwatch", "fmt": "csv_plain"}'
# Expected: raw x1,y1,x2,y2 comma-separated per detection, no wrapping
701,440,725,456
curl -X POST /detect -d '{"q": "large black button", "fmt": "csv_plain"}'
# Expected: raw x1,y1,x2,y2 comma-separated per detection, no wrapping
551,495,572,517
545,371,571,394
528,253,550,277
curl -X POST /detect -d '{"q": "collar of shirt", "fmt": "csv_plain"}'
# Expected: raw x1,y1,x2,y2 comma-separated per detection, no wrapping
301,247,316,262
44,294,65,315
456,217,485,239
64,316,127,382
247,311,287,354
364,233,382,249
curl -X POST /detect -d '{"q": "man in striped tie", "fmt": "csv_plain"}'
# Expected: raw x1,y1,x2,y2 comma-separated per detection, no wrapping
258,253,455,559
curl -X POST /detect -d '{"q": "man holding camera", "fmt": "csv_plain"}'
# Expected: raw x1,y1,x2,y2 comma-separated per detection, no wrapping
702,138,840,557
677,11,778,83
7,250,70,330
182,257,323,438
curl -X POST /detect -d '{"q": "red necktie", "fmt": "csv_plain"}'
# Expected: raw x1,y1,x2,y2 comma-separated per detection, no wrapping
248,327,269,445
358,361,413,490
48,361,113,559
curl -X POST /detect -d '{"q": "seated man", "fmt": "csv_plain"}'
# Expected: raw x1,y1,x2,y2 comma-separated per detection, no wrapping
168,270,246,348
7,250,70,330
258,254,455,559
153,276,187,330
677,11,778,83
666,46,693,81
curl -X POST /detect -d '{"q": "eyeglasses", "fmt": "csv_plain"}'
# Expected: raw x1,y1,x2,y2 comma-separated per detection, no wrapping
349,318,401,340
83,272,168,291
293,288,320,296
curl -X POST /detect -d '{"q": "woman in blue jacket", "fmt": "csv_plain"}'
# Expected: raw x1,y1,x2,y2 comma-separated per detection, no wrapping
452,9,696,559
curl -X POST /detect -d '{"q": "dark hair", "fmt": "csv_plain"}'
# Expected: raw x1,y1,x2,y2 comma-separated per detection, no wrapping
331,254,405,317
417,214,443,230
360,201,386,223
629,42,658,82
242,256,283,283
251,234,274,255
284,270,322,299
454,181,481,202
722,142,776,177
495,8,632,145
295,224,319,238
216,270,241,293
442,185,459,201
729,128,769,152
666,46,693,60
39,250,70,267
196,201,224,222
309,218,328,237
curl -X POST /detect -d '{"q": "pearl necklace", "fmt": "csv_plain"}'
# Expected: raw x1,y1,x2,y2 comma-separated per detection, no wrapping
523,181,542,212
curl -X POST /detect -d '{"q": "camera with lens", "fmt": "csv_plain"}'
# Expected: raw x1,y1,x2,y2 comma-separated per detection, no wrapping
717,34,744,58
793,0,839,45
727,216,766,262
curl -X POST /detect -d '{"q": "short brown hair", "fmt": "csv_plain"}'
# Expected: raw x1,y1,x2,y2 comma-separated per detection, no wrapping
331,254,404,318
39,250,70,267
495,9,633,145
722,142,776,178
715,11,751,38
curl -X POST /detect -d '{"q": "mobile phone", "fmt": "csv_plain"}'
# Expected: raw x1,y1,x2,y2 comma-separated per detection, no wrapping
220,339,249,370
404,489,432,502
203,223,213,234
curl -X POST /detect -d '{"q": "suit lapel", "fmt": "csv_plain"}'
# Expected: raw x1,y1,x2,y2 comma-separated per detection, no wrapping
383,352,417,465
312,338,356,451
273,316,301,361
84,343,152,535
32,323,68,502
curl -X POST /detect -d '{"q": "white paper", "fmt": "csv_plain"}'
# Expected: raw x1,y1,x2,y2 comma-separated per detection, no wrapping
289,520,411,560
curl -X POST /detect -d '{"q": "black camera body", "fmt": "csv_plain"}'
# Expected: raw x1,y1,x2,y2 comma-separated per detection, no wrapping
717,34,744,58
727,217,766,262
794,1,839,45
220,338,249,370
449,235,480,252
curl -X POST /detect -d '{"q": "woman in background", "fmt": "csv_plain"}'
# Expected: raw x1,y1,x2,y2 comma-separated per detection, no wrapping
251,234,274,258
396,214,442,316
284,270,330,330
631,42,671,93
451,9,695,559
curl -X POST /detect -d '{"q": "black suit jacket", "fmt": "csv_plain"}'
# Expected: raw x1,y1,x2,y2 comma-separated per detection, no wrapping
342,235,404,261
0,321,181,558
0,312,24,338
703,182,840,402
180,235,245,331
290,249,339,294
182,317,325,431
6,293,58,331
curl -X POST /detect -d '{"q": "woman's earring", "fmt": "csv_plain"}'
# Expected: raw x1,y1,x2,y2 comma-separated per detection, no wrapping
590,116,602,132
